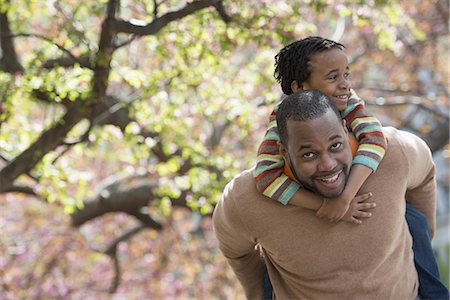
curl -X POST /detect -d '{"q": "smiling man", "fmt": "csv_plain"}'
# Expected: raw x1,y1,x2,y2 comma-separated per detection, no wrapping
277,99,352,199
213,90,438,299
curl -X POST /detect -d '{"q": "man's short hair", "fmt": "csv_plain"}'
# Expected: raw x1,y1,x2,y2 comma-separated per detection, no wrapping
276,90,342,146
274,36,345,95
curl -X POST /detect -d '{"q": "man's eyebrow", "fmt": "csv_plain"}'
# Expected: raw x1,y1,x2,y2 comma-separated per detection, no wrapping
297,144,313,152
296,134,343,152
329,134,343,141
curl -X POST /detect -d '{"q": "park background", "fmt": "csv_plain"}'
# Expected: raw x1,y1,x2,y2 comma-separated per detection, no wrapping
0,0,448,299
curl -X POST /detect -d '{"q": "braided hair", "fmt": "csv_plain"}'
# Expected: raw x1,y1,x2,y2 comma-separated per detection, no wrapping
274,36,345,95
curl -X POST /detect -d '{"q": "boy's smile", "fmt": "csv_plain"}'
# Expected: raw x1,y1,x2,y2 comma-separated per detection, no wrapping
296,48,351,112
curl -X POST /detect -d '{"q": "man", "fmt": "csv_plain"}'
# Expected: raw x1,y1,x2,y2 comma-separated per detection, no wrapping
213,90,438,299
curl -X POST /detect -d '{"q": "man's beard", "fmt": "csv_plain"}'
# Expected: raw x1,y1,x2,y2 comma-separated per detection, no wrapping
289,158,350,199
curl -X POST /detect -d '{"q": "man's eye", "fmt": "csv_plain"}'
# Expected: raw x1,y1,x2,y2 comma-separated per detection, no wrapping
330,142,342,150
302,152,315,159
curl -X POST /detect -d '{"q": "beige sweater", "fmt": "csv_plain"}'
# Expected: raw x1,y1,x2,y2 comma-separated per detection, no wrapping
213,127,436,299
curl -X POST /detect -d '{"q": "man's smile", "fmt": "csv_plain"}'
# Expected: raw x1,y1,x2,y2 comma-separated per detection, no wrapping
314,169,344,192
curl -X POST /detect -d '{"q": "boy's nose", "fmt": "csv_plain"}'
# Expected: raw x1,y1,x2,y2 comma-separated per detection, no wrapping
339,78,350,89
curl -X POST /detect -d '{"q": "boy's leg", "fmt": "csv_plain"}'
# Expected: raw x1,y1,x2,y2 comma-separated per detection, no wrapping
263,264,273,300
406,204,449,299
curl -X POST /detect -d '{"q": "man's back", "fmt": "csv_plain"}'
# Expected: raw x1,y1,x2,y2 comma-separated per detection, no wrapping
214,127,436,299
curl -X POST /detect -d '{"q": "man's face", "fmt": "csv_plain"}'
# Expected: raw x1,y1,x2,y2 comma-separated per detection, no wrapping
300,48,351,112
280,109,352,199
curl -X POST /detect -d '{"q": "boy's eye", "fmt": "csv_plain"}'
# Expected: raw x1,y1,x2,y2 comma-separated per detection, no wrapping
328,75,337,80
344,72,351,79
330,142,342,151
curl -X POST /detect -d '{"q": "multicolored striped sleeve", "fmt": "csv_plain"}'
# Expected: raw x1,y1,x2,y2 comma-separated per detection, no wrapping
341,91,387,172
253,104,301,205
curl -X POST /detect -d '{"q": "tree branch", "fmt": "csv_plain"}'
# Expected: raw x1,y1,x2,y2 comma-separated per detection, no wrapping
42,55,92,69
153,0,159,17
103,224,146,293
367,96,449,153
367,96,449,120
92,15,116,103
111,0,225,35
131,212,163,229
71,174,158,227
0,100,87,193
213,1,232,23
0,94,132,193
108,250,121,294
0,6,24,73
12,33,92,69
3,185,37,196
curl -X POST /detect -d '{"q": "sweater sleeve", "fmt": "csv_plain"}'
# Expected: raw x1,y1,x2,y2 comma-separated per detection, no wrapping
212,179,266,299
341,91,387,172
254,104,301,205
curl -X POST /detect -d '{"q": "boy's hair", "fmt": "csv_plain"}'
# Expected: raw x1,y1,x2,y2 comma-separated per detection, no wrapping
276,90,342,146
274,36,345,95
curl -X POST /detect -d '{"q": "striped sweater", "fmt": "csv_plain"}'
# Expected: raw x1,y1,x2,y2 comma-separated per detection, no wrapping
254,91,387,205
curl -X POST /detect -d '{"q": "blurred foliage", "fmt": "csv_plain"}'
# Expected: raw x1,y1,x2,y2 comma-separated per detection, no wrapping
0,0,448,297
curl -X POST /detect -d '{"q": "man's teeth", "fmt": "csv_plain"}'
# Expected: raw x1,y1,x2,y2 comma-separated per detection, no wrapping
319,172,341,183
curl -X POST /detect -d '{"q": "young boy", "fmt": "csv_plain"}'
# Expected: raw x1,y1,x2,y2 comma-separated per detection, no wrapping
256,36,449,299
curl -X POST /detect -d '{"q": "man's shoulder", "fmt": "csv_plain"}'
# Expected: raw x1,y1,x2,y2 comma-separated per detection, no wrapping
383,126,430,152
213,168,259,229
382,126,433,165
222,168,257,199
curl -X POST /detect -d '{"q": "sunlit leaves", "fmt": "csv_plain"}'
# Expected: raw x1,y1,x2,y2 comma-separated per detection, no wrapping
23,66,92,102
111,66,146,88
1,0,444,217
0,89,53,157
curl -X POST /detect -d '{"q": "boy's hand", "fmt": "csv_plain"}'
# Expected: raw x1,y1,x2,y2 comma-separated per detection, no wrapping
341,192,376,224
316,195,351,222
317,192,374,223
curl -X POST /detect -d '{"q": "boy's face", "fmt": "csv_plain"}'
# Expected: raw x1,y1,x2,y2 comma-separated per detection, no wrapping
279,109,352,199
297,48,351,112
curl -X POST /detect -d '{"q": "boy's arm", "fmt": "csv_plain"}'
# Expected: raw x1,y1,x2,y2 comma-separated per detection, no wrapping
317,91,387,221
316,165,373,221
254,105,301,205
342,91,387,173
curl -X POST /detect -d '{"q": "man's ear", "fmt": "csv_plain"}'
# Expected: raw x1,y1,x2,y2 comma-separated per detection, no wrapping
291,81,301,92
278,141,288,160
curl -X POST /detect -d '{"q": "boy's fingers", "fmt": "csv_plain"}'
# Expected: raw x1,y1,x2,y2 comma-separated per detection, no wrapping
355,211,372,218
357,203,376,210
352,217,362,225
356,192,373,201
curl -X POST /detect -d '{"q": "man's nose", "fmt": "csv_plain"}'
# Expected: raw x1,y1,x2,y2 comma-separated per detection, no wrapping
318,154,337,172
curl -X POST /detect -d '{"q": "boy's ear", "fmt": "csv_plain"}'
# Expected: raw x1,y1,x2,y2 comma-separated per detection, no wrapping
291,81,301,92
342,119,348,134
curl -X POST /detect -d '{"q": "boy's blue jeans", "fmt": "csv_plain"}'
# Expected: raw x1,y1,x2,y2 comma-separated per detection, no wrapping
262,204,449,300
406,204,449,299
